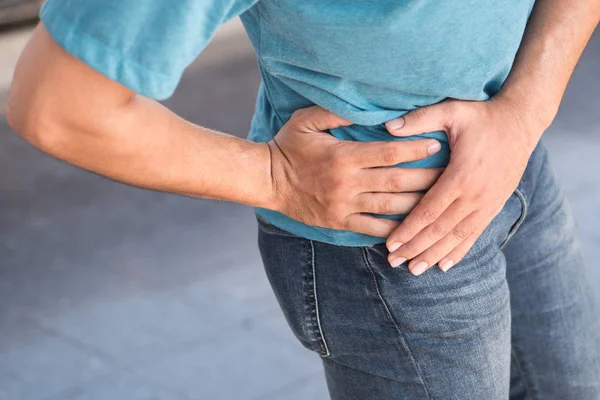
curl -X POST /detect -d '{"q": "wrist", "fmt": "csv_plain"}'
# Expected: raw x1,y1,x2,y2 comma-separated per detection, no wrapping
247,141,277,210
489,92,550,152
494,86,558,134
251,140,289,212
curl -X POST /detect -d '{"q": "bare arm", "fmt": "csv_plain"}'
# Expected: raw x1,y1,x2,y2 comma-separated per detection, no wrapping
498,0,600,138
7,25,273,208
7,24,443,238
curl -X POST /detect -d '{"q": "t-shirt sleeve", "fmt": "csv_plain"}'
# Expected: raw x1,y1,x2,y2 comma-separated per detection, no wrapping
40,0,258,100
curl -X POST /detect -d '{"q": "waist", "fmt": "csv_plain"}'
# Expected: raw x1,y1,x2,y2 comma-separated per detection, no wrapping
248,98,450,247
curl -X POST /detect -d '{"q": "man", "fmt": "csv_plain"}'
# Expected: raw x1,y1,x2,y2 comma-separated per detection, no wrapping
7,0,600,398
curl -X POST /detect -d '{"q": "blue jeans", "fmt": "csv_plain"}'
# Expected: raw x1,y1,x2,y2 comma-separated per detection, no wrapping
257,142,600,399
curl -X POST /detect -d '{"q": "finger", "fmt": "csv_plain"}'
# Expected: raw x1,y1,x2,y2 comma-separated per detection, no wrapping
385,101,455,137
354,192,423,215
349,139,442,168
362,167,444,193
291,106,354,132
386,172,459,251
405,214,485,275
388,199,472,263
345,214,401,238
438,230,482,272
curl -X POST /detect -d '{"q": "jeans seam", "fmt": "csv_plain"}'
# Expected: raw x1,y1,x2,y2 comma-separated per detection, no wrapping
310,240,331,357
511,345,536,400
361,248,432,400
500,188,528,250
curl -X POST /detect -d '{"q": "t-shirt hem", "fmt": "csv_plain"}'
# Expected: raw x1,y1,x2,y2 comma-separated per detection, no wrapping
254,208,387,247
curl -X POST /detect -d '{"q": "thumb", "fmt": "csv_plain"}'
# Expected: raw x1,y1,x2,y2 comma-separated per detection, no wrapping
385,101,454,137
291,106,353,132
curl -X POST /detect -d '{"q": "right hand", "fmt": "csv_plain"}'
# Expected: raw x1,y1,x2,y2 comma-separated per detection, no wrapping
266,106,444,237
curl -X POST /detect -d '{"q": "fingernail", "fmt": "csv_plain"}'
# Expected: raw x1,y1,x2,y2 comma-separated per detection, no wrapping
387,242,403,253
410,261,429,276
428,141,441,155
389,257,407,268
386,117,404,130
439,259,454,272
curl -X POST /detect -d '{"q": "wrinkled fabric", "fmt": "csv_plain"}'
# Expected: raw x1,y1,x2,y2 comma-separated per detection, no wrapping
41,0,535,246
258,142,600,399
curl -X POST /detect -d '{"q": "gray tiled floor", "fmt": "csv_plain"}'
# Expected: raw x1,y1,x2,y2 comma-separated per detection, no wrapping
0,23,599,400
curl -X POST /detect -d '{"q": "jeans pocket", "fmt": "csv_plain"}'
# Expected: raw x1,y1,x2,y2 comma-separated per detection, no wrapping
499,187,527,250
257,227,330,357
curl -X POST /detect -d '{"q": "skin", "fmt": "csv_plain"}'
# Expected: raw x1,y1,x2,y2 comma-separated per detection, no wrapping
6,25,442,239
6,2,599,276
385,0,600,275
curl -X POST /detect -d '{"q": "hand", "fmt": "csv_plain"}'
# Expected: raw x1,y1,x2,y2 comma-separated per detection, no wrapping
267,106,444,238
384,97,543,275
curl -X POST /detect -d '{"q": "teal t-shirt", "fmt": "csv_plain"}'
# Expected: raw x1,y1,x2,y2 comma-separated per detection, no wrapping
40,0,535,247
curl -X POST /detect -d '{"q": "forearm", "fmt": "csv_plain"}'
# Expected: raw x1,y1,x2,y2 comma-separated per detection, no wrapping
7,25,275,209
497,0,600,138
48,98,273,207
9,92,274,208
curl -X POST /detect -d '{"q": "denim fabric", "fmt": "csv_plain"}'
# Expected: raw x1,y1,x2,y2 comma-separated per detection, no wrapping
257,142,600,399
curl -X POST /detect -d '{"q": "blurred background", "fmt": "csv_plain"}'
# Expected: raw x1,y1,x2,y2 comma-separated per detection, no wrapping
0,5,599,400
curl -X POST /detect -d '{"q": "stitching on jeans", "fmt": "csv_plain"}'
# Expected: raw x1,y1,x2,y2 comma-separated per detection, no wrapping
362,251,393,322
361,248,432,399
322,356,413,384
301,240,324,355
310,240,331,357
511,345,536,400
500,188,528,250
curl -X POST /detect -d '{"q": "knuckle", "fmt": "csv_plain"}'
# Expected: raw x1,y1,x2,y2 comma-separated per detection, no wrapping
290,109,303,122
465,191,481,205
420,208,438,224
430,223,448,238
382,145,400,164
469,189,487,203
388,174,405,191
452,172,471,188
451,226,470,241
328,173,347,191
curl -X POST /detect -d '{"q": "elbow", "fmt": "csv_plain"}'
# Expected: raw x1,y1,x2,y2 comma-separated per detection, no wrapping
5,94,26,138
6,23,135,159
6,95,41,147
7,85,135,165
6,85,89,159
6,87,58,151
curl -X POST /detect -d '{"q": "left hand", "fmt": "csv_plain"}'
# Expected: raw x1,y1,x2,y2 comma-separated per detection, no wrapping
384,96,544,275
